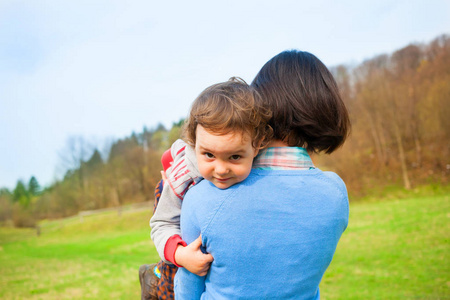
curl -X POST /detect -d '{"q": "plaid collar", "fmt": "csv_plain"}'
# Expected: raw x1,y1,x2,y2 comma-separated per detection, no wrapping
253,147,315,170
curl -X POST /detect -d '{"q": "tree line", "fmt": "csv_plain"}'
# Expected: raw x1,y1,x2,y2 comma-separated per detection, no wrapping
0,122,183,227
1,34,448,227
320,34,449,196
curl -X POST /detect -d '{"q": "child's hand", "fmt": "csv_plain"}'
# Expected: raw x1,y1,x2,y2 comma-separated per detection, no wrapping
160,170,167,184
174,235,214,276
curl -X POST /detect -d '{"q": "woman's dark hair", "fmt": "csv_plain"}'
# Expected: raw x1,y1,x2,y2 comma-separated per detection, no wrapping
251,50,350,154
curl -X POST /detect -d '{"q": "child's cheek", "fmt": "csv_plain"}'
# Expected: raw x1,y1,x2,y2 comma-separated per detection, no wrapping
198,162,210,180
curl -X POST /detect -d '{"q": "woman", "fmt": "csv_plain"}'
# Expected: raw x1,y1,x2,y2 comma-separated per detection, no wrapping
174,50,351,299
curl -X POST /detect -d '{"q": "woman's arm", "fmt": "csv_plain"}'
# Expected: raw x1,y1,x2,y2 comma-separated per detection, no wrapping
175,267,206,299
174,199,208,298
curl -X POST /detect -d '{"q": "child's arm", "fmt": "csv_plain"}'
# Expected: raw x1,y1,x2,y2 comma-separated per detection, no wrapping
150,140,213,275
150,181,184,263
150,182,213,275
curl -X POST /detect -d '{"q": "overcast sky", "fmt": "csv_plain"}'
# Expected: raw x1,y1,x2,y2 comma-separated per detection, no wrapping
1,0,449,190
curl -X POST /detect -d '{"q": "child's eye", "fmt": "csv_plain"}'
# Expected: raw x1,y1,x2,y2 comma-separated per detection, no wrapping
230,155,241,161
205,152,214,159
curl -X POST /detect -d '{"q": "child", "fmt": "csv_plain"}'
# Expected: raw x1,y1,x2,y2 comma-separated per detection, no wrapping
141,77,272,299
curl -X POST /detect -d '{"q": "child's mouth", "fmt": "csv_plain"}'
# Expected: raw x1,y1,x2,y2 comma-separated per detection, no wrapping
215,177,230,182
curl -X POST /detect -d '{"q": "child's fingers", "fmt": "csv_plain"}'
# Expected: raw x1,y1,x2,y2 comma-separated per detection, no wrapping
198,261,212,276
190,235,203,249
204,253,214,263
160,171,167,183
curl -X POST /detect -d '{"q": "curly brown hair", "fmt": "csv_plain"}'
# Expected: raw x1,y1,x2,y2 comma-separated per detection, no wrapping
183,77,273,150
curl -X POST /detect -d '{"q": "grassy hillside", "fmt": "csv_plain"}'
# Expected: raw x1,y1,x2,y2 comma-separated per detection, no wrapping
321,193,449,299
0,192,448,299
0,208,159,299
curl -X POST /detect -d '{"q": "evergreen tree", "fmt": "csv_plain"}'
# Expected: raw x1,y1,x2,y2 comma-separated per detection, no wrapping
28,176,41,196
13,180,30,207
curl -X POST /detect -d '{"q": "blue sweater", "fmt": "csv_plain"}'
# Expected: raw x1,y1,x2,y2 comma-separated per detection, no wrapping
174,169,349,299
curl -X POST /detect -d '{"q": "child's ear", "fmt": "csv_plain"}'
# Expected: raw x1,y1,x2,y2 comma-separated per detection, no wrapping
255,137,266,152
253,140,263,157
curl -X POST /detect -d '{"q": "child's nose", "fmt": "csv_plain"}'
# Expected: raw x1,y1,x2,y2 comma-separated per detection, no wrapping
215,161,229,175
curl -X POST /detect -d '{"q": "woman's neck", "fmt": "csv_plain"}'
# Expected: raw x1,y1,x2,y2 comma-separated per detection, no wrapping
267,140,289,147
267,140,313,159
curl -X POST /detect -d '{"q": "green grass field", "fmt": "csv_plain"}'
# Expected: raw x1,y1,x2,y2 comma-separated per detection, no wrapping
0,192,448,299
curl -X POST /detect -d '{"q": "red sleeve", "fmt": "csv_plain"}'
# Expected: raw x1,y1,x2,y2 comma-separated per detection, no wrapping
161,148,174,172
164,234,187,267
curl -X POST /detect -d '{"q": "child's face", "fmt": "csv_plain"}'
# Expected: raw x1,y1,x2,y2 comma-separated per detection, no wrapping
195,125,259,189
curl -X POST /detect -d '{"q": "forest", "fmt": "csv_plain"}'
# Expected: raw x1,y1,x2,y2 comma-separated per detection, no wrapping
1,34,448,227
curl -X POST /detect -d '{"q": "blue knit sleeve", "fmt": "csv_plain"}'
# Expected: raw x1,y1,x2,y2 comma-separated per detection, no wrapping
322,171,347,197
174,183,207,299
174,268,205,299
323,171,349,231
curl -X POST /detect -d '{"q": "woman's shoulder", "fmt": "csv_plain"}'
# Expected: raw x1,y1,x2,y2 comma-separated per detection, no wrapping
252,168,348,202
185,180,237,203
315,170,347,197
321,171,345,185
